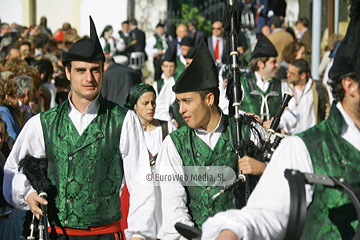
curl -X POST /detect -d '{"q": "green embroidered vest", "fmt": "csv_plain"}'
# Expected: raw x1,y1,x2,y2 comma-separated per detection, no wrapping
297,104,360,239
40,97,127,229
153,34,163,49
170,115,253,227
240,74,282,118
174,56,185,81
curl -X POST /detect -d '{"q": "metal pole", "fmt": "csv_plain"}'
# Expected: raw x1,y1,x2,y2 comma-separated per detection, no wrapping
311,0,322,80
334,0,340,34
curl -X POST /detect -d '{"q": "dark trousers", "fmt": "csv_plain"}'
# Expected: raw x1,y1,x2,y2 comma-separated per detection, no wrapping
153,57,163,81
50,232,122,240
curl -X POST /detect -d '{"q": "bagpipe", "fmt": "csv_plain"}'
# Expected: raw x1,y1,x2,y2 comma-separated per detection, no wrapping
18,155,54,240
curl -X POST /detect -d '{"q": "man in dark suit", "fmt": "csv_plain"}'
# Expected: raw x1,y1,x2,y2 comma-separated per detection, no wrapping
101,56,142,105
207,21,227,65
188,19,206,47
129,18,147,60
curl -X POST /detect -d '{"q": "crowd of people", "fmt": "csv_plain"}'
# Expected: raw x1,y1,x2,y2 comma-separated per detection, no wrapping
0,0,359,239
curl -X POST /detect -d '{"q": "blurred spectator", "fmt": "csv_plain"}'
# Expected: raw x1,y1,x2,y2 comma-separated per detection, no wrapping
167,24,188,59
33,32,49,57
99,25,125,56
318,33,343,76
260,25,271,36
295,17,312,58
188,19,206,46
39,16,52,35
0,79,20,141
0,23,11,42
4,58,28,73
101,56,142,105
145,22,173,80
17,40,32,59
208,21,227,64
5,46,20,60
54,74,69,104
12,75,34,127
278,41,306,80
268,16,294,62
129,18,147,60
117,20,134,57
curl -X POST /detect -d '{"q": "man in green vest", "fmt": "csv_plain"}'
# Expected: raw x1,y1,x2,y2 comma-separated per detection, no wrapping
156,40,267,239
201,28,360,240
145,22,173,81
117,20,134,57
3,16,156,240
174,36,194,80
239,33,294,131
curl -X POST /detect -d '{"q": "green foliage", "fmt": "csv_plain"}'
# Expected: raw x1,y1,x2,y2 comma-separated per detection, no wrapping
179,4,212,35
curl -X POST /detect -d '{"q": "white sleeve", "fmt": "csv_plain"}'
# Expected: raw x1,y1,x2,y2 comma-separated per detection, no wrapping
201,136,315,240
157,135,193,240
121,111,156,240
3,114,45,210
145,35,159,57
115,38,125,52
167,121,178,133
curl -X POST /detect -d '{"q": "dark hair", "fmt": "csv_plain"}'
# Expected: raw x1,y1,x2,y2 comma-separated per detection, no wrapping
6,46,19,57
17,40,31,49
270,16,284,28
33,33,49,49
296,18,310,28
249,57,269,73
197,87,220,106
31,58,54,83
129,19,138,25
328,71,357,103
282,42,306,63
0,117,8,133
290,59,310,75
122,20,129,25
189,19,198,28
100,25,112,38
55,74,70,89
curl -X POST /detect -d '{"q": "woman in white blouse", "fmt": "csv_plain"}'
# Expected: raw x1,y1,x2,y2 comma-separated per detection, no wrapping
121,83,177,235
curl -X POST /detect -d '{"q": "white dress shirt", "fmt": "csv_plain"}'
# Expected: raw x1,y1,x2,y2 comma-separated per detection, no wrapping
3,93,156,240
286,78,317,135
153,74,176,121
201,102,360,240
156,114,267,239
99,37,125,56
145,34,173,58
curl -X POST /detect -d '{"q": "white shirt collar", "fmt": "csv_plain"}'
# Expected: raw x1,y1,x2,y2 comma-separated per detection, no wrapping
255,71,272,83
68,91,100,115
160,73,175,82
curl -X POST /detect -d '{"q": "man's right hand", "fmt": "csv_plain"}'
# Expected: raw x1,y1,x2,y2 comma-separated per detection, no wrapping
26,192,48,217
158,49,163,55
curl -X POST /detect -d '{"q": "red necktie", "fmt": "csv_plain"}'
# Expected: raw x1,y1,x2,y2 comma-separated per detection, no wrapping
214,39,219,60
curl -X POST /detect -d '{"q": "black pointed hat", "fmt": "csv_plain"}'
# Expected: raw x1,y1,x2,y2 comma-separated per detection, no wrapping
172,40,218,93
328,37,355,80
162,47,177,63
180,36,194,47
251,33,278,60
62,16,105,66
184,45,198,59
156,22,165,28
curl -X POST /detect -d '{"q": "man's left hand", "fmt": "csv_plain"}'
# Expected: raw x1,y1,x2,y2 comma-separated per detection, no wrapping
238,156,266,175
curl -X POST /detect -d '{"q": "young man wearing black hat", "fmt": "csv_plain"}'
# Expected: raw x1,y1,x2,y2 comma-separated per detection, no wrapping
3,17,155,240
240,33,294,131
145,22,173,81
153,50,177,124
201,25,360,240
174,36,194,80
156,41,267,239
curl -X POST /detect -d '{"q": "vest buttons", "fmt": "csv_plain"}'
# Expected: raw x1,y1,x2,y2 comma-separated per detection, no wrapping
67,178,72,182
68,156,73,161
341,159,348,165
196,153,201,157
60,133,65,138
226,146,230,151
98,133,103,138
64,220,69,224
206,166,211,171
208,208,213,212
206,187,211,191
66,199,71,203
